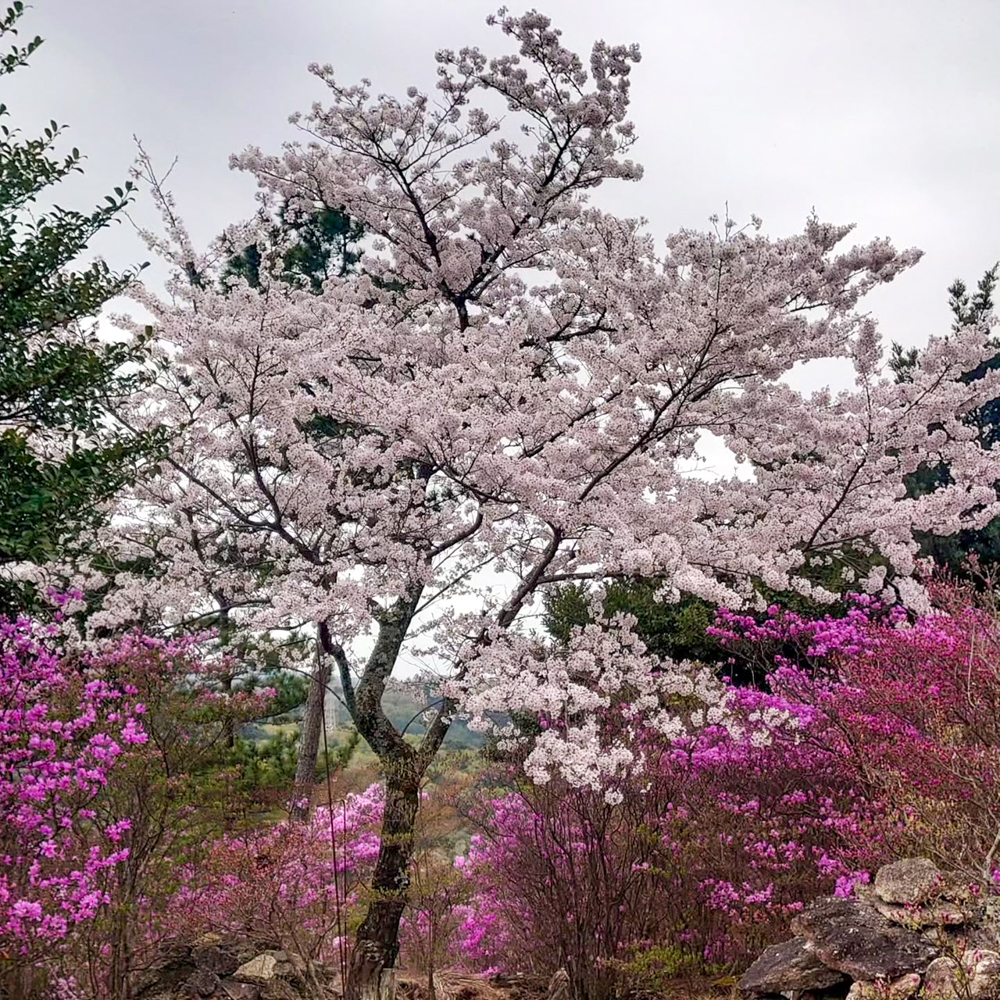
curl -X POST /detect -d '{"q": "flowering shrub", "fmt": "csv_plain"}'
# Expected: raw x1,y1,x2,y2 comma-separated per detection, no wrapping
684,584,1000,954
398,851,473,1000
79,631,278,997
456,774,688,998
714,583,1000,877
0,616,147,995
9,579,1000,998
0,612,278,998
456,766,848,987
160,783,384,969
460,584,1000,988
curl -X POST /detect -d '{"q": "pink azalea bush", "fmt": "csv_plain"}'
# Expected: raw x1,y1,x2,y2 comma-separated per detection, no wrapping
397,848,474,996
77,631,278,998
454,779,680,998
160,783,384,968
0,618,147,976
0,606,278,998
8,578,1000,1000
456,584,1000,991
453,743,860,990
712,583,1000,876
0,613,148,995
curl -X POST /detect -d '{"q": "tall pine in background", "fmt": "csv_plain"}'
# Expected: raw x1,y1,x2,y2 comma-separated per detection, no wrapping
889,263,1000,579
0,1,161,615
220,198,364,293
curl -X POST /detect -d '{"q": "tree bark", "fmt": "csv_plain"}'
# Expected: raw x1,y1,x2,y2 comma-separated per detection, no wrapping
290,641,332,822
342,586,449,1000
346,766,420,1000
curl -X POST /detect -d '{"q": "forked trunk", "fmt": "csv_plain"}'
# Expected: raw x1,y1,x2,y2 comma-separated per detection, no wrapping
346,772,420,1000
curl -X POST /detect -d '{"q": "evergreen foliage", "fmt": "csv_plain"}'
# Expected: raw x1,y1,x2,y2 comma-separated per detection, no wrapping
0,1,161,615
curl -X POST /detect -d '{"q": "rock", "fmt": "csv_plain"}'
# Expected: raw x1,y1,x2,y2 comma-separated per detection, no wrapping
221,981,261,1000
235,953,278,984
894,949,1000,1000
923,956,962,999
965,948,1000,971
791,897,939,980
738,937,849,995
960,923,1000,954
965,948,1000,997
134,953,197,998
262,949,295,980
940,874,982,904
874,859,942,905
193,944,239,976
846,972,921,1000
874,899,970,929
184,968,221,997
890,973,923,998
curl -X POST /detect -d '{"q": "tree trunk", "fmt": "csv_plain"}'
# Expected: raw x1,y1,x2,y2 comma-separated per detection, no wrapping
220,670,237,750
346,769,420,1000
290,645,331,822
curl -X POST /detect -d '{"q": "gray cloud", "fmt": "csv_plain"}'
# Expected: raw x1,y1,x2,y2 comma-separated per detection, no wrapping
9,0,1000,367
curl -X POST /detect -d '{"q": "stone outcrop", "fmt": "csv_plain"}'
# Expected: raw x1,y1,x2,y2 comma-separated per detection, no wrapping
737,937,848,995
846,971,921,1000
921,950,1000,1000
789,897,939,980
739,859,1000,1000
234,953,279,984
874,859,944,905
134,934,321,1000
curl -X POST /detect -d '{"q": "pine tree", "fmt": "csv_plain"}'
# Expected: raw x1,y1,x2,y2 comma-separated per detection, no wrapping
889,263,1000,579
220,197,364,293
0,1,161,615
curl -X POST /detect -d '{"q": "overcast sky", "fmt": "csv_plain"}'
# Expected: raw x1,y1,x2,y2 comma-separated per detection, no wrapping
9,0,1000,372
8,0,999,671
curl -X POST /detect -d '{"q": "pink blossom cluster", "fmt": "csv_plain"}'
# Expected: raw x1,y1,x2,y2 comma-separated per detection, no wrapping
0,617,147,954
456,584,1000,976
711,583,1000,849
158,783,385,963
451,778,694,994
0,610,282,995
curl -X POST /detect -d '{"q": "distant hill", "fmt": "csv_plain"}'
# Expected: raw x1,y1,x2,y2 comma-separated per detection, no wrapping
278,677,489,749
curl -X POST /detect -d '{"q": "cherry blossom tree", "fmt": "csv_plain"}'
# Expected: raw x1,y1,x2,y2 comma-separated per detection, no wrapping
96,10,1000,999
889,262,1000,578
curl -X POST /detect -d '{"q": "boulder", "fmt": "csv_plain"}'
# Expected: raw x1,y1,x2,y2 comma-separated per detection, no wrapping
965,948,1000,998
193,945,240,977
923,956,962,999
874,859,943,905
739,936,849,995
134,952,198,998
791,897,939,980
873,900,970,929
920,951,1000,999
220,982,261,1000
234,954,278,984
183,968,220,998
846,972,921,1000
130,936,326,999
